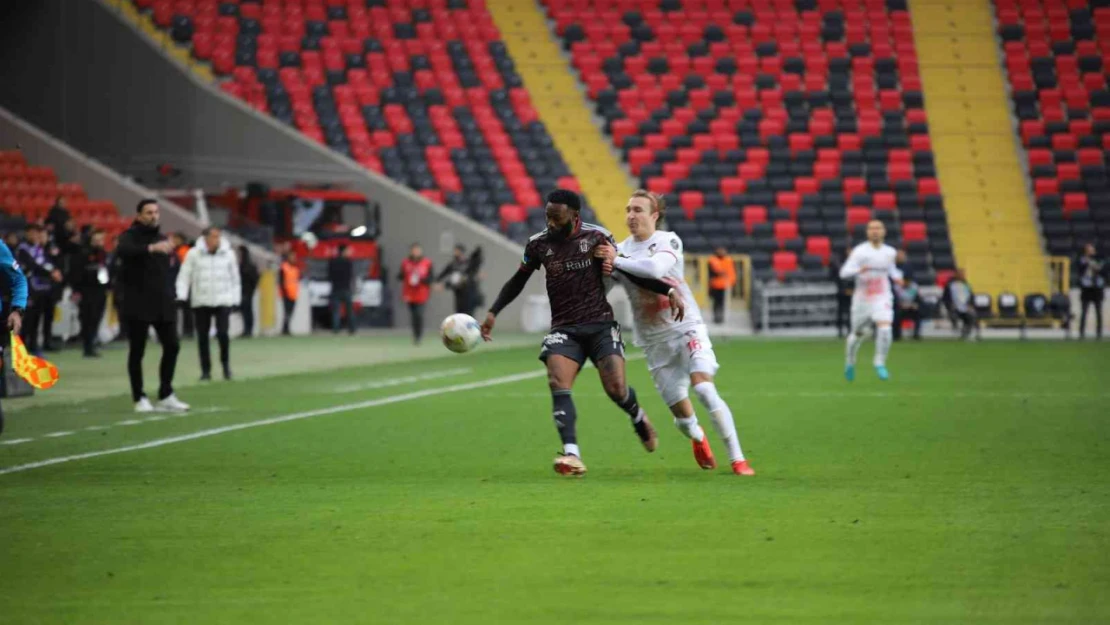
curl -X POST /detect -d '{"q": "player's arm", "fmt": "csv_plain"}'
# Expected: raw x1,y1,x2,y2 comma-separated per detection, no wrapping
888,263,905,287
0,242,27,335
610,249,677,280
613,268,686,322
838,249,863,279
481,247,539,340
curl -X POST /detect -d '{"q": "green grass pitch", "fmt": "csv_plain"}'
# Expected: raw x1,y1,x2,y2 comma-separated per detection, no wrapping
1,338,1107,624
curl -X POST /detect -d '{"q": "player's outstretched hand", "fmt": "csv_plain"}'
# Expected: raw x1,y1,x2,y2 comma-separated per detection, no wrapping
480,311,496,342
668,289,685,322
593,242,617,263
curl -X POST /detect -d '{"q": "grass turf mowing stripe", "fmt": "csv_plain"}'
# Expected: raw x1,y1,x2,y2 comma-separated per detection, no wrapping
0,370,547,476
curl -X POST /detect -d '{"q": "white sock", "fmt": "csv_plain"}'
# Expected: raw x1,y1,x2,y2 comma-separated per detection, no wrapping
846,329,865,366
874,326,892,367
674,414,704,441
693,382,744,461
563,443,580,458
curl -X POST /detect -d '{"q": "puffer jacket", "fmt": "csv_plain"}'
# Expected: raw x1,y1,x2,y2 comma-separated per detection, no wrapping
175,235,241,308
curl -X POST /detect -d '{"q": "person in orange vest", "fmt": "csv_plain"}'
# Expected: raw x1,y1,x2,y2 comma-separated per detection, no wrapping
706,247,736,324
398,242,433,345
279,247,301,336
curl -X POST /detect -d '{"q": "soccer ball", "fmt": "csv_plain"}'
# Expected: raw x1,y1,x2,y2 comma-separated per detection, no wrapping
441,313,482,354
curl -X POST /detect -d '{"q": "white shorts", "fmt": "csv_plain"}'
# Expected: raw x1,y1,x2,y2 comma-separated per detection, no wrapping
851,296,894,330
641,325,720,407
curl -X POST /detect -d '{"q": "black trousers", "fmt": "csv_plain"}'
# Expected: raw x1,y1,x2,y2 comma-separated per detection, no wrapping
78,290,107,354
179,300,194,337
20,291,51,352
900,307,921,340
1079,289,1104,338
127,318,179,402
193,306,231,375
282,298,295,335
240,290,255,337
453,288,472,315
709,289,726,324
835,293,851,337
408,303,425,343
42,291,61,348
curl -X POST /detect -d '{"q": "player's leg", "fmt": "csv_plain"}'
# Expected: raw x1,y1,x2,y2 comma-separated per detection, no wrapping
686,328,752,474
540,330,587,476
645,338,712,467
152,319,186,410
596,352,658,452
844,300,870,381
872,301,894,380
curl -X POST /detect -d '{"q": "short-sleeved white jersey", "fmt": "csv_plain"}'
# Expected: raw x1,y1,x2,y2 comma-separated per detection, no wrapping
615,230,703,345
840,242,902,304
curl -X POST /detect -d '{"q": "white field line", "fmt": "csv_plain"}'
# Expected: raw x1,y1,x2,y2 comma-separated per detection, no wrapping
43,431,74,438
0,438,33,446
0,370,547,477
331,368,472,393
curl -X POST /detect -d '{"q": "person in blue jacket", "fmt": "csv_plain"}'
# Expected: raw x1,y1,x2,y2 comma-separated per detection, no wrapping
0,238,29,437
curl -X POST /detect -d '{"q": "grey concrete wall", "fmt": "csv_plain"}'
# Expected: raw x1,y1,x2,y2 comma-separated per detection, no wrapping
0,0,543,332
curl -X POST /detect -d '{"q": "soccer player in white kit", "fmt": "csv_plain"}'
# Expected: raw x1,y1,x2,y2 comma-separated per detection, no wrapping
839,220,904,381
595,190,754,475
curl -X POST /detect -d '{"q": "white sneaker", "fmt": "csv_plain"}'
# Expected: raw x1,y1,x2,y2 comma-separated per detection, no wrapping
155,394,190,412
135,397,154,413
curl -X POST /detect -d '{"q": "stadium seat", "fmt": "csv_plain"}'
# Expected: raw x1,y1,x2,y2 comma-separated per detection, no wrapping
995,0,1110,260
542,0,953,280
134,0,582,243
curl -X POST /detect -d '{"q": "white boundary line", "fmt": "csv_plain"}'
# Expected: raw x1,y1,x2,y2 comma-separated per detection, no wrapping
0,370,546,477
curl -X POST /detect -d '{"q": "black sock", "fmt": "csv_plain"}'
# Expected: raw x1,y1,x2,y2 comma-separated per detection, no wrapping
616,387,642,422
552,390,578,449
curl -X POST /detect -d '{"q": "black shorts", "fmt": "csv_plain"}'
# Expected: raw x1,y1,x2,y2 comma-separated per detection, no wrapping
538,321,625,367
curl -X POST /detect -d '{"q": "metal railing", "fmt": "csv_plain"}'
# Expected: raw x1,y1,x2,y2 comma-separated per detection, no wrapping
685,254,752,310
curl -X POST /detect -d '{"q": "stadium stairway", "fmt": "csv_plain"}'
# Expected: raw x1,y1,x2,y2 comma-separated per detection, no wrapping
485,0,633,237
911,0,1049,295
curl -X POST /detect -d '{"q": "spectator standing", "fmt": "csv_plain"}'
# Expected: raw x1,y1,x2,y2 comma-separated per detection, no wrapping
237,245,259,338
891,250,908,341
45,196,70,234
176,227,241,381
436,244,481,315
943,268,976,340
0,238,28,437
1077,243,1105,340
895,277,922,340
116,199,189,413
706,247,735,324
328,243,356,335
279,247,301,336
16,224,63,355
399,242,433,344
71,229,111,358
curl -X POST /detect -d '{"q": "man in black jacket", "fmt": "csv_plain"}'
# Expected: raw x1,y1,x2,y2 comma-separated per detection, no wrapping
72,229,110,358
327,244,356,334
1077,243,1105,340
435,244,482,315
116,199,189,413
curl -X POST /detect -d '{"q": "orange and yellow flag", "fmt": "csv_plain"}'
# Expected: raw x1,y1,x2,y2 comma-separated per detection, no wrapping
9,333,59,390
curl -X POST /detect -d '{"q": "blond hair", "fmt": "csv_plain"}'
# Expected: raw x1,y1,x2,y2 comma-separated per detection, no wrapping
630,189,666,223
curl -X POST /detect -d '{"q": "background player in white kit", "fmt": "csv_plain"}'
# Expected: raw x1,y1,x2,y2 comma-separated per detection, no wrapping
595,190,754,476
839,220,904,381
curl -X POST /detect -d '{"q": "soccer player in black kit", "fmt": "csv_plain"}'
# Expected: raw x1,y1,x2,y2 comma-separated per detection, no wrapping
480,189,685,476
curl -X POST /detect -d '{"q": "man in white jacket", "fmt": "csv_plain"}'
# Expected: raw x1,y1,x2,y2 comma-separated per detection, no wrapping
176,227,241,381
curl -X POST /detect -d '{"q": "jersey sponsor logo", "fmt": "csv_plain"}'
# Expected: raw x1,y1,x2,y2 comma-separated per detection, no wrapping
543,331,568,346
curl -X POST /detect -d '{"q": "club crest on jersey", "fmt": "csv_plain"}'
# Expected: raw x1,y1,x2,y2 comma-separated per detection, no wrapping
670,238,679,250
579,240,589,253
648,243,657,256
